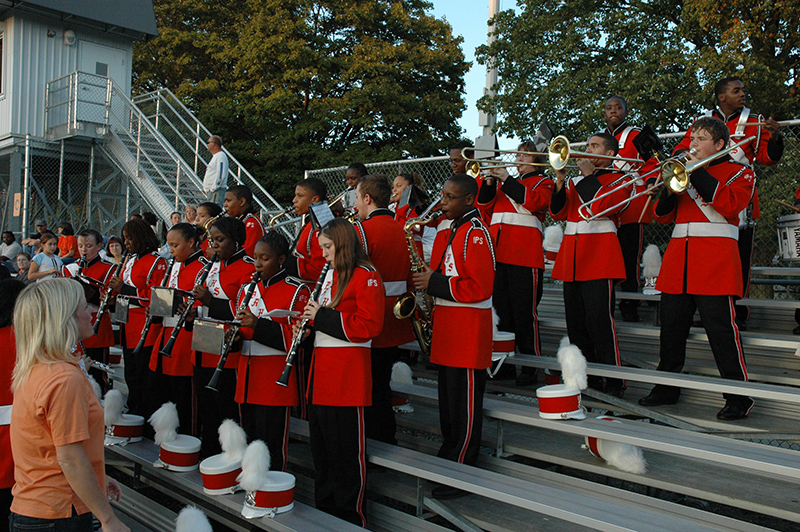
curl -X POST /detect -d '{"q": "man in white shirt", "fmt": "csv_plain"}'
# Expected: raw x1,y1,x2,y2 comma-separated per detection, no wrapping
0,231,22,272
203,135,229,204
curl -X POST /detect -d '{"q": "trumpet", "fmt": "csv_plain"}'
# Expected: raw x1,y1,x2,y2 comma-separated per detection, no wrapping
577,136,756,222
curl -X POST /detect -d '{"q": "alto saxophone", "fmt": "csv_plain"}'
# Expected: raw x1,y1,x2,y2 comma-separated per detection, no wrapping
393,210,443,356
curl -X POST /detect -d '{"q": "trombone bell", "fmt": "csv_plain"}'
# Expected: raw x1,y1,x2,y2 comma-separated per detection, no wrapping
548,136,571,171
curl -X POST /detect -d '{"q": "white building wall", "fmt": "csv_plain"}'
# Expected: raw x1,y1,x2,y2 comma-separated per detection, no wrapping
1,12,134,140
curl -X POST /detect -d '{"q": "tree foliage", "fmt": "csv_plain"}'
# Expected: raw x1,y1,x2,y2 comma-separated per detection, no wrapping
476,0,800,141
133,0,469,200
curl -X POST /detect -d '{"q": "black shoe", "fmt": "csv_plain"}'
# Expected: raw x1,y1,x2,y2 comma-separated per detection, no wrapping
717,400,753,421
515,371,537,386
431,485,468,500
736,321,747,331
638,392,679,407
605,387,624,399
621,310,640,323
794,325,800,335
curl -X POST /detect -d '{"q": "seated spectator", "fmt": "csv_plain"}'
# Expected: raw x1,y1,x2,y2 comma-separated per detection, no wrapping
0,232,22,272
106,236,125,265
20,220,47,255
170,212,182,227
57,222,79,265
28,233,62,282
185,205,197,225
15,253,31,285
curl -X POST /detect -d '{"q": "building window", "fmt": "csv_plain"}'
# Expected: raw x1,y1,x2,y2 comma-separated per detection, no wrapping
95,62,108,77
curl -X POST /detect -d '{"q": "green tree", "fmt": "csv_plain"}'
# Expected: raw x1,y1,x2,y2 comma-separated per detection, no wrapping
134,0,469,200
476,0,799,141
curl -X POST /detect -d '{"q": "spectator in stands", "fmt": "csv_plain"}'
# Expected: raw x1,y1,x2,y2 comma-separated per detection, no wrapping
0,232,22,272
9,279,130,532
185,205,197,225
20,220,47,255
1,279,25,532
56,222,79,264
170,211,182,227
27,233,62,282
203,135,229,205
106,237,125,265
15,253,31,285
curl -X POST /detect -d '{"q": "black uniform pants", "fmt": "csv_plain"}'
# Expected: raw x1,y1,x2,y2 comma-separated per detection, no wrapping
652,293,751,408
736,226,755,324
562,279,623,391
493,262,543,357
121,343,153,418
437,366,487,467
241,404,291,472
365,345,400,445
617,223,644,313
193,365,240,458
308,404,367,527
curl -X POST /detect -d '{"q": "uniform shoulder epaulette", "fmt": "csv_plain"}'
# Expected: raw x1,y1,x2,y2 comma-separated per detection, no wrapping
242,255,256,264
285,275,307,287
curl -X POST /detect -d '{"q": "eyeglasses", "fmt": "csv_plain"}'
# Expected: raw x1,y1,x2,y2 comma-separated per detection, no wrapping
440,192,469,202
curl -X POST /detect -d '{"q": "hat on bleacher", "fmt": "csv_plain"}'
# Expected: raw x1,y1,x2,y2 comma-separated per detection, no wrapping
199,419,247,495
103,389,144,446
150,402,201,472
175,506,212,532
536,338,587,420
238,440,295,519
543,225,563,265
583,416,647,474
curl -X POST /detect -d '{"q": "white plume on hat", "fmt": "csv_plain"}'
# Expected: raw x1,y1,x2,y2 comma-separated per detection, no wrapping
149,402,179,445
543,225,564,250
557,337,587,391
491,305,500,334
218,419,248,461
642,244,662,278
391,361,413,386
237,440,271,492
89,374,102,402
175,506,212,532
103,389,125,427
600,439,648,474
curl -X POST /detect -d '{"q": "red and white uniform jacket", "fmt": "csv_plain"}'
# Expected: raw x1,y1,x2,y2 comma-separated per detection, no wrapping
606,123,659,225
354,209,415,348
653,158,755,296
119,252,168,349
0,326,14,489
196,250,255,368
674,107,783,222
293,221,326,282
427,209,495,370
63,256,115,348
236,271,310,406
308,266,384,406
476,171,553,268
150,251,209,377
549,169,628,282
240,212,266,257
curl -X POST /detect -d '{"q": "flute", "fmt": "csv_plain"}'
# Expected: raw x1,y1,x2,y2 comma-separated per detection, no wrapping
158,254,218,358
132,257,174,356
277,262,331,387
206,271,262,391
93,250,129,335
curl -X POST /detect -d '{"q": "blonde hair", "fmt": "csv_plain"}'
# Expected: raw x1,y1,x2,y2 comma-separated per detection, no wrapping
12,278,85,391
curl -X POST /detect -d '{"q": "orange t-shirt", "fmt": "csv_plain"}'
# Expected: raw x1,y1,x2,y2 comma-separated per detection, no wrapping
10,360,105,518
58,235,79,259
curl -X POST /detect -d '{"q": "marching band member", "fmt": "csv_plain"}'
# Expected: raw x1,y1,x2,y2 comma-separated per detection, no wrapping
673,77,783,330
149,224,209,435
478,140,553,386
354,174,415,444
63,229,116,389
640,117,755,420
412,174,495,500
235,232,310,471
603,96,659,322
290,177,328,282
192,217,254,457
449,141,472,175
195,202,223,258
299,218,384,527
108,219,167,417
549,133,629,397
391,172,434,260
224,185,266,257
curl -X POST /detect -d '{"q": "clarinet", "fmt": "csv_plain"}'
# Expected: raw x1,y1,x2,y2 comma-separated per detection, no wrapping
277,262,331,387
206,271,262,391
158,254,218,358
93,250,129,335
132,256,174,356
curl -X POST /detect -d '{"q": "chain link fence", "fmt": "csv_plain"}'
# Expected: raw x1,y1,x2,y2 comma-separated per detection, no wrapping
307,122,800,288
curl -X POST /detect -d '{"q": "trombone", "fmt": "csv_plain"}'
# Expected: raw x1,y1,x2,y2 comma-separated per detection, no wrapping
577,136,756,222
268,206,297,229
548,135,644,171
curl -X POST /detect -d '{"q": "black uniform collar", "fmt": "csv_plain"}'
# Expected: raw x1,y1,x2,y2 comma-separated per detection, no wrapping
519,170,546,179
714,107,745,123
366,208,393,220
263,268,287,287
185,250,203,266
450,208,481,231
224,248,247,266
606,121,630,137
85,255,102,267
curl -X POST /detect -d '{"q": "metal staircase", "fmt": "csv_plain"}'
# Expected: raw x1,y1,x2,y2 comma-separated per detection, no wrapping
44,72,283,222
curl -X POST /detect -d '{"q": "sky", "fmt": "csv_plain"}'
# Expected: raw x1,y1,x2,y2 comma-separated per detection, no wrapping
429,0,520,146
